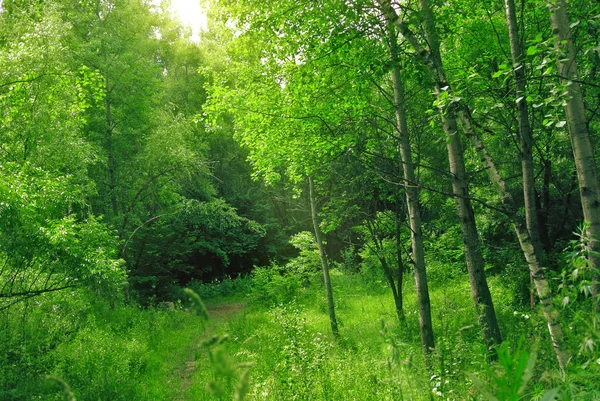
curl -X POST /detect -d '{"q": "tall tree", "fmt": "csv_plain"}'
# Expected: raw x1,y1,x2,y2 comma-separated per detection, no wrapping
548,0,600,311
391,0,503,353
505,0,546,308
379,0,434,354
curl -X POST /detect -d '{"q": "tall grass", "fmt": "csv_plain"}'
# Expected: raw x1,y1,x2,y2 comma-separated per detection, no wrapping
0,290,208,400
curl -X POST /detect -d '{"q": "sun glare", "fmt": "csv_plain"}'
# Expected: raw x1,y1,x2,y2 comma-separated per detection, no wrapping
169,0,208,42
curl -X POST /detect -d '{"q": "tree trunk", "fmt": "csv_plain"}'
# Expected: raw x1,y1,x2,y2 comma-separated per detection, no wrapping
539,156,553,253
392,0,502,353
308,176,339,338
505,0,545,310
380,255,405,325
395,195,405,321
460,114,568,371
381,0,434,354
105,87,118,218
367,217,406,325
548,0,600,312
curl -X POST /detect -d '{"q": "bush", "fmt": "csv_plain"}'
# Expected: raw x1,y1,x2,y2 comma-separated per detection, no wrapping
286,231,322,285
248,264,302,306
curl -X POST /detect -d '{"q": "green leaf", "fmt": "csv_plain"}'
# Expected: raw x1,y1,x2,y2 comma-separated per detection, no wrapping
526,45,538,56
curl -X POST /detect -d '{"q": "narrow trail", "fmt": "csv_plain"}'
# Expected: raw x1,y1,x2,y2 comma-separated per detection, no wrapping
173,302,245,400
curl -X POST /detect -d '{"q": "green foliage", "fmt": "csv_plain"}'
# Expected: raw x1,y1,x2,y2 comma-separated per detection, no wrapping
128,198,266,303
181,199,266,265
340,245,361,274
267,305,333,399
0,292,208,401
352,211,402,283
190,275,253,300
559,223,600,373
427,225,465,276
286,231,322,283
248,264,302,306
358,237,395,285
3,0,600,399
0,163,125,305
203,334,253,401
471,340,561,401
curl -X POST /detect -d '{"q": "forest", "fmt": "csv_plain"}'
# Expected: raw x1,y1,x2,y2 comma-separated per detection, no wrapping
0,0,599,399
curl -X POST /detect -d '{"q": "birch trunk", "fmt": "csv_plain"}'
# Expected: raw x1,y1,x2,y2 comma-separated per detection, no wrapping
548,0,600,312
308,177,339,338
392,0,502,352
505,0,545,309
460,115,568,371
381,0,434,354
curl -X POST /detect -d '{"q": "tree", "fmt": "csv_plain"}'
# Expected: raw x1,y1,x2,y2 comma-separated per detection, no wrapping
391,0,503,354
0,0,125,307
547,0,600,312
379,0,434,354
505,0,546,308
309,177,340,337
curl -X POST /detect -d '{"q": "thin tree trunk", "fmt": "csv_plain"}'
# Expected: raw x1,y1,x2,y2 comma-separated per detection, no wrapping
536,157,553,254
505,0,545,310
381,0,434,354
380,255,405,325
105,89,118,218
366,218,405,324
548,0,600,312
395,194,405,322
391,0,502,353
460,114,568,371
308,176,339,338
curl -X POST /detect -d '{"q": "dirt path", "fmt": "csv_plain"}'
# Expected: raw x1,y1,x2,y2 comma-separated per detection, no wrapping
206,302,245,318
173,302,245,400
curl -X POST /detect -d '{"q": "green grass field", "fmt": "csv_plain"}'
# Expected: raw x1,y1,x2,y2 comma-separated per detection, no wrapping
2,265,598,400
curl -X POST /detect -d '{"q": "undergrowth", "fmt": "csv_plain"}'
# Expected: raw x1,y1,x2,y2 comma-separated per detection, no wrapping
1,249,599,400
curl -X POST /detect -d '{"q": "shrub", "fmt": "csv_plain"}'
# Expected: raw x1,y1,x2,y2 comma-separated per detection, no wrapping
286,231,322,285
248,264,302,306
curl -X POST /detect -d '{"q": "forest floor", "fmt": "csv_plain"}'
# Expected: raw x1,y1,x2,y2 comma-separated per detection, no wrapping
6,271,595,400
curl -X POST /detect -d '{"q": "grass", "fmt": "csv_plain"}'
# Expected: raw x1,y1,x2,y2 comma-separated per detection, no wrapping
1,262,598,400
0,290,209,400
182,271,483,400
179,266,599,400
